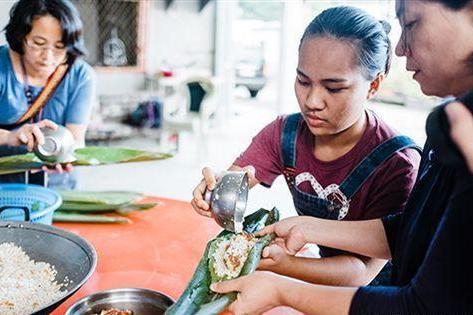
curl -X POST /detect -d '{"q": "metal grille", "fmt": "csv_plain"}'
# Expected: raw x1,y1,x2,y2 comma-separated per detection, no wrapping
72,0,139,67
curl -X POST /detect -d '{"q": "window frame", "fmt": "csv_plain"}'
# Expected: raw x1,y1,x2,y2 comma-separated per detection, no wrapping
93,0,149,74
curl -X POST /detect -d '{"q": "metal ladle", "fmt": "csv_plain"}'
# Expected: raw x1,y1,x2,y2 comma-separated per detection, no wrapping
204,171,249,233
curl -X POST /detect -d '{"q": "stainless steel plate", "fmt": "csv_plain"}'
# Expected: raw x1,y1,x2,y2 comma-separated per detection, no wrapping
66,288,174,315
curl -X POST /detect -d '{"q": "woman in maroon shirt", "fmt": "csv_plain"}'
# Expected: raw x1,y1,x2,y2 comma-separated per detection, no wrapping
192,6,421,287
210,1,473,314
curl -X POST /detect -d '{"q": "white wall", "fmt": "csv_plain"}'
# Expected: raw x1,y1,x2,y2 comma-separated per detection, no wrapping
146,0,215,75
0,0,14,46
0,0,216,96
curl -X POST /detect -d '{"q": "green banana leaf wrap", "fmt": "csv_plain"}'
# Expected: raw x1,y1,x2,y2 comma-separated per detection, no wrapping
59,190,144,205
57,191,154,213
165,207,279,315
53,190,158,222
0,147,172,175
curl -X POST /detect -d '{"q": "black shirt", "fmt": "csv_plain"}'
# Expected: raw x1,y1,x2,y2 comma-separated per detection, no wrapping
350,146,473,314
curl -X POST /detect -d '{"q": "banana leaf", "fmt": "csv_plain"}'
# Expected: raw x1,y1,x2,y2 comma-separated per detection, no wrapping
58,201,158,213
114,203,158,215
56,190,158,221
53,212,131,224
59,190,144,205
0,153,43,174
0,147,172,175
165,207,279,315
195,234,274,315
59,202,130,212
74,147,171,165
193,293,236,315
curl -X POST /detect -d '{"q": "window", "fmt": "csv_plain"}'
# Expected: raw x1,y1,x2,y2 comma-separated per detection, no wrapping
72,0,147,72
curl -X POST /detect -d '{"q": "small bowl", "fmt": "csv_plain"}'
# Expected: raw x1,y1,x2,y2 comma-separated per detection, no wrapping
34,125,76,163
204,171,249,232
65,288,174,315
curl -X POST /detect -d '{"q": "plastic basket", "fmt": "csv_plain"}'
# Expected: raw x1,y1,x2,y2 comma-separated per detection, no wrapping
0,184,62,224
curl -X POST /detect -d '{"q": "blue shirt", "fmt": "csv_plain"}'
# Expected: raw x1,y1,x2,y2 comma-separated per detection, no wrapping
0,45,95,126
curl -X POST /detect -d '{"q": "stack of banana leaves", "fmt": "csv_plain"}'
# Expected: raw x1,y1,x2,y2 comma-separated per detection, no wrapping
166,207,279,315
0,147,172,175
53,191,158,224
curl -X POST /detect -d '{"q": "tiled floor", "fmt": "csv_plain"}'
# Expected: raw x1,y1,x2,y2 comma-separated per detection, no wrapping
76,93,429,220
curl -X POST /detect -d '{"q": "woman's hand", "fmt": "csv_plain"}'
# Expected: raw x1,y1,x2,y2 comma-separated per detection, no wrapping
446,101,473,172
191,167,218,217
258,240,293,271
191,165,256,217
6,120,74,174
210,271,287,315
40,163,74,174
6,120,57,151
257,216,316,255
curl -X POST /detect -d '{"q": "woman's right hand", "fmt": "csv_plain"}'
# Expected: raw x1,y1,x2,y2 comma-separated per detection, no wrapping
191,165,256,217
191,167,218,217
6,120,58,151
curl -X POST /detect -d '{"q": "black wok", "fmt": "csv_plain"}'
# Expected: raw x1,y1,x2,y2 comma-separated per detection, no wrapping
0,221,97,314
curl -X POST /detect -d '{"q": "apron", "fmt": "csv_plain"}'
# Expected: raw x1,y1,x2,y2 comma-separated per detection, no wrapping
281,113,422,285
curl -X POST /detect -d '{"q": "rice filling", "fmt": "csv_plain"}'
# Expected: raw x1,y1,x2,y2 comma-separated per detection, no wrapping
211,234,257,280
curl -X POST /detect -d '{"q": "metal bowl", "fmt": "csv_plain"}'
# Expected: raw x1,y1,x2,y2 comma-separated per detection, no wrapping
65,288,174,315
204,171,249,232
0,221,97,314
34,125,77,163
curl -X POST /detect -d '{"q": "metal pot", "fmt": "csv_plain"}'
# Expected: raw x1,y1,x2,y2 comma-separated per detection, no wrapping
204,171,249,232
0,221,97,314
34,125,77,163
65,288,174,315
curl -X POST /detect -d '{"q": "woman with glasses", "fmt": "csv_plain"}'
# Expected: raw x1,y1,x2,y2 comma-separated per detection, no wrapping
0,0,95,187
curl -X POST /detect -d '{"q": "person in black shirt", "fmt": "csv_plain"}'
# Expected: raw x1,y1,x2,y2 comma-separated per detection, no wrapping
210,1,473,314
446,102,473,173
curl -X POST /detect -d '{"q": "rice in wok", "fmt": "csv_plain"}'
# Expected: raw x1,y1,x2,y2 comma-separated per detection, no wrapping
0,242,69,314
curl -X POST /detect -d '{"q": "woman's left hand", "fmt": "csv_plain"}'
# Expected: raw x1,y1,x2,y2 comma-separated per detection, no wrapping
210,271,286,315
40,163,74,174
446,102,473,172
258,240,292,271
256,216,315,255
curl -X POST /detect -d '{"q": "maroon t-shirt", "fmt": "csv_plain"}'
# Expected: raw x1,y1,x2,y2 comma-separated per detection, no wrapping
234,110,421,220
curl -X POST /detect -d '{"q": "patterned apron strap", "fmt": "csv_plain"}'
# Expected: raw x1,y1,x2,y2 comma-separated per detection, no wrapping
339,135,422,199
15,63,70,125
281,113,302,186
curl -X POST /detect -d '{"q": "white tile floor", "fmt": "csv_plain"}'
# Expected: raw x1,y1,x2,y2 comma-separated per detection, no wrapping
76,94,429,220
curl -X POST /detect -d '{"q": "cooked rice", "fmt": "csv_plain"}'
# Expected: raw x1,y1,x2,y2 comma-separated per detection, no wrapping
234,221,244,234
0,242,67,315
212,234,256,279
94,309,133,315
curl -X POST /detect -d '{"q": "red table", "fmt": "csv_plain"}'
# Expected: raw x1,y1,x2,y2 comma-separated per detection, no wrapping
52,197,301,315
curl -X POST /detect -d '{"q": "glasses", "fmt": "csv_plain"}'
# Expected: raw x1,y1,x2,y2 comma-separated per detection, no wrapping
24,38,67,56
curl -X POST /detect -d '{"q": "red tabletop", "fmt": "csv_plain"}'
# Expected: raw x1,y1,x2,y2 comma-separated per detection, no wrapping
52,197,302,315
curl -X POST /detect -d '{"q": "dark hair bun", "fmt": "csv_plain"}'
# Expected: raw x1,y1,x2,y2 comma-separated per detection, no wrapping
301,6,393,79
379,20,392,35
